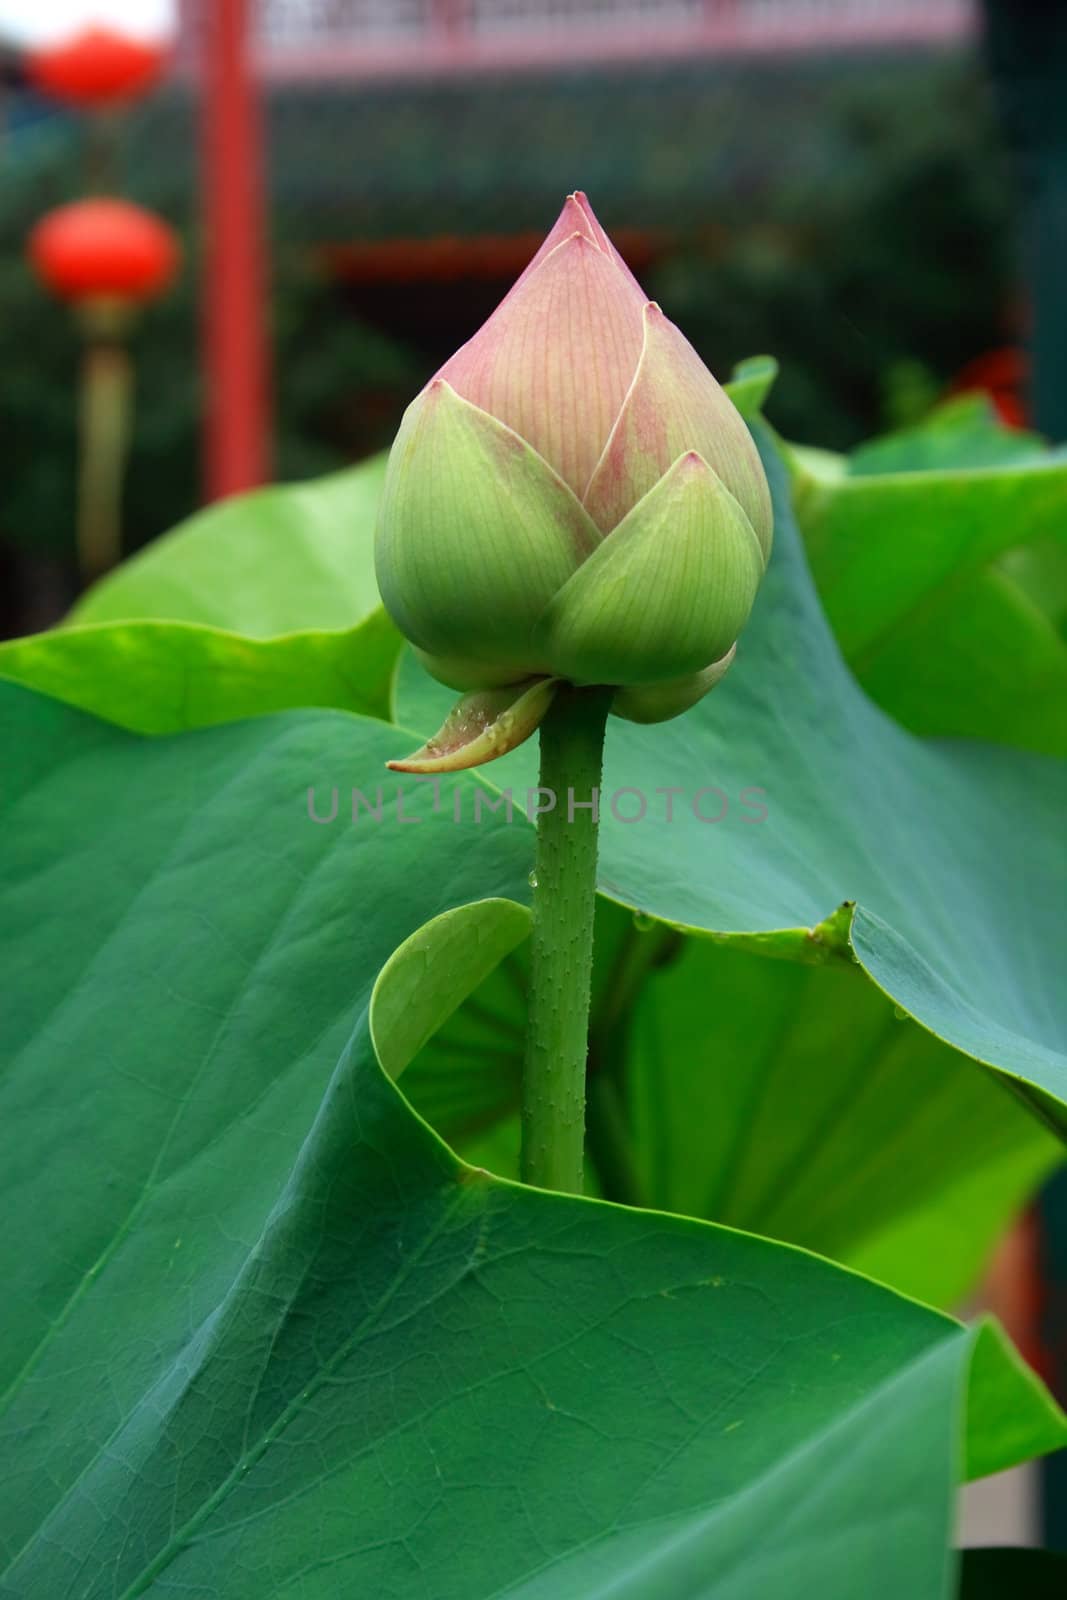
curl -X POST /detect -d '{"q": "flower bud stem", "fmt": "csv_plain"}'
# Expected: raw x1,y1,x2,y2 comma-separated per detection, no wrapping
520,683,613,1194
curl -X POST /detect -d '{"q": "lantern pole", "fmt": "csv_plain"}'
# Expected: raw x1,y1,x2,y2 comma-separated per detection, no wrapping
200,0,271,499
77,305,133,581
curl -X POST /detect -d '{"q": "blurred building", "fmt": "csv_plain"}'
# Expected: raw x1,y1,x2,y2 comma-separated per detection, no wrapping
2,0,1011,580
159,0,987,388
232,0,972,74
167,1,977,245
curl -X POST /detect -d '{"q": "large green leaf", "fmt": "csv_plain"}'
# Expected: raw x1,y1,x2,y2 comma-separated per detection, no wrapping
492,1330,1028,1600
0,611,400,732
793,399,1067,754
0,458,402,733
396,428,1067,1126
2,396,1061,1341
1002,534,1067,637
12,411,1050,1304
492,1331,1036,1600
399,905,1059,1307
70,457,386,633
620,932,1059,1302
0,682,1062,1597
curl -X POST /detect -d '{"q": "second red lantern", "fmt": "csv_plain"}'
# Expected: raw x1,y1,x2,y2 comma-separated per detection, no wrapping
28,198,179,307
26,25,170,108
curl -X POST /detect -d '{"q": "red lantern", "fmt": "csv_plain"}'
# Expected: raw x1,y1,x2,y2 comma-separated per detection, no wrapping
29,198,179,307
28,199,180,584
26,26,170,108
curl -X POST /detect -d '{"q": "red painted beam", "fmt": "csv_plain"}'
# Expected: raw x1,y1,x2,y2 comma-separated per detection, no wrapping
318,227,662,285
237,8,974,86
428,0,467,43
200,0,271,499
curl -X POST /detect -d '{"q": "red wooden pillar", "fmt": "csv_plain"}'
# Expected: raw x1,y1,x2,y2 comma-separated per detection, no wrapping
201,0,271,499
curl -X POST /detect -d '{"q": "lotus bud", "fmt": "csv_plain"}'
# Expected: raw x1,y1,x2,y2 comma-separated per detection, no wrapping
376,192,772,770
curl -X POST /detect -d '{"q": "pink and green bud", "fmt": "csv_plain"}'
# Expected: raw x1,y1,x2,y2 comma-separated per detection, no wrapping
375,192,772,765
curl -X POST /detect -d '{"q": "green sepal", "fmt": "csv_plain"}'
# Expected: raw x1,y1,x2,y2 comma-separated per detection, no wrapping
612,644,736,724
375,380,599,686
411,646,532,694
387,676,558,773
536,451,764,687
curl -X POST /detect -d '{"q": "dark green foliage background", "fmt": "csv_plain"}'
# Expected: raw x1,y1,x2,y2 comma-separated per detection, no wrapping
0,47,1015,585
